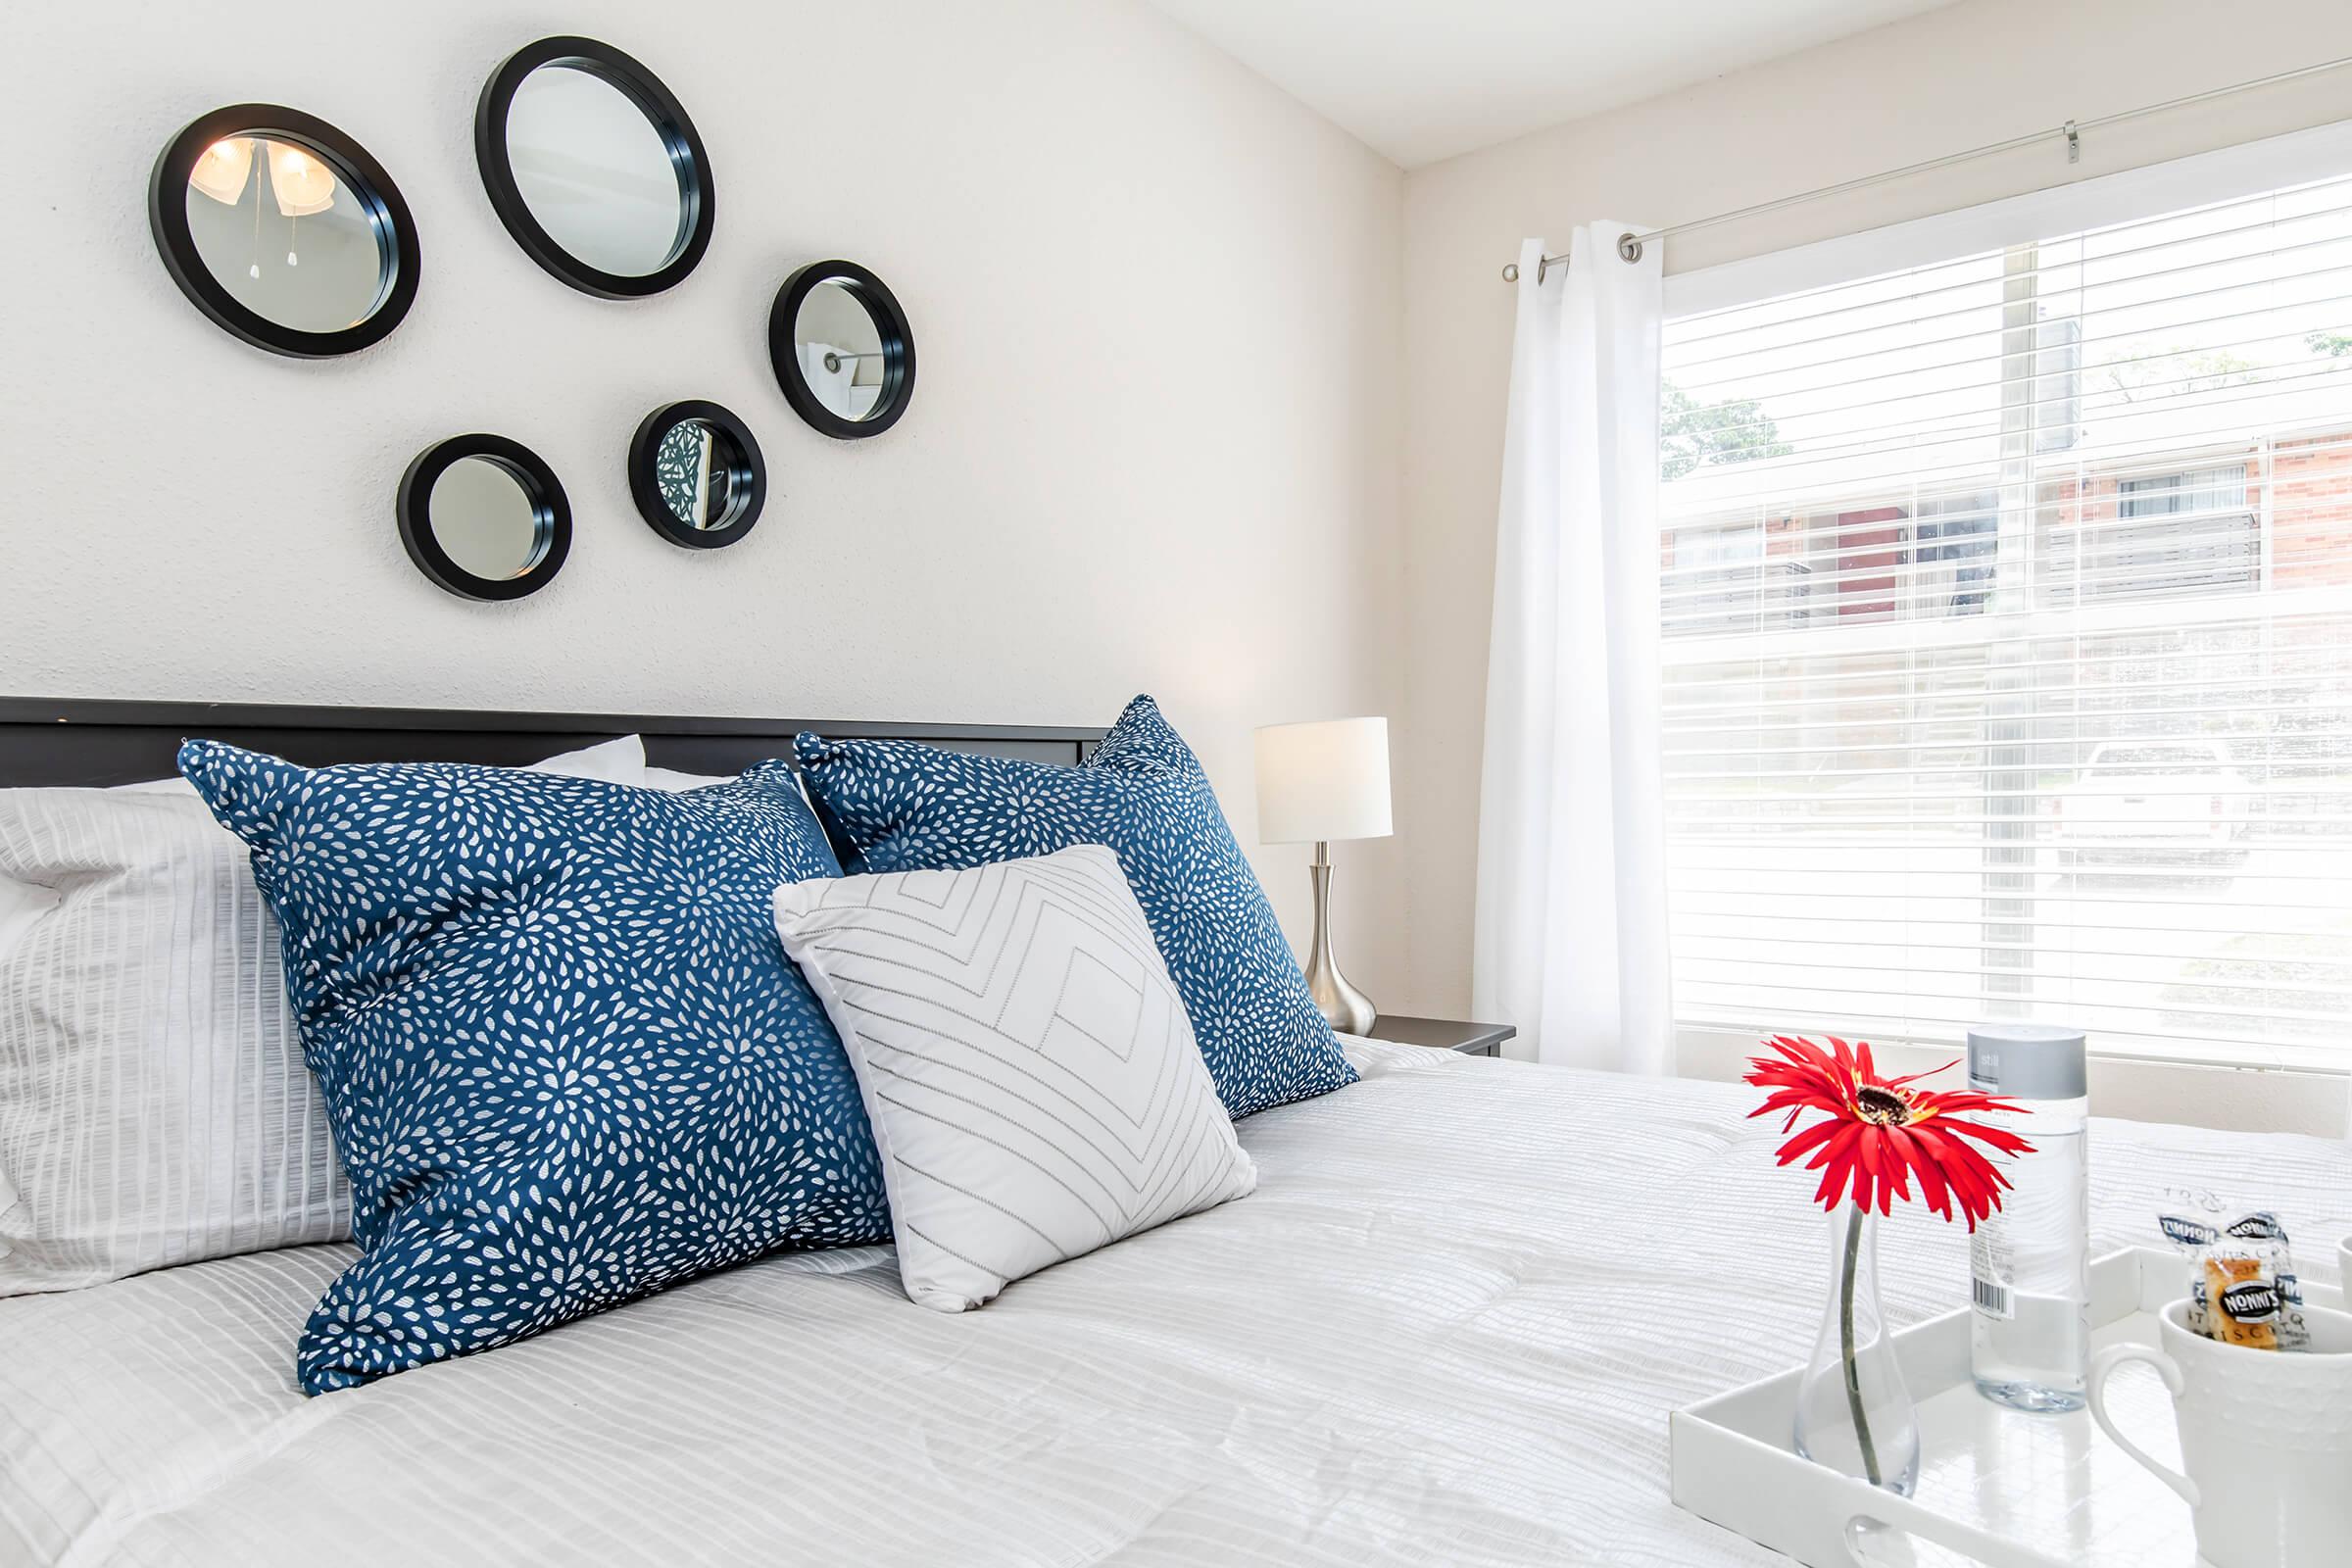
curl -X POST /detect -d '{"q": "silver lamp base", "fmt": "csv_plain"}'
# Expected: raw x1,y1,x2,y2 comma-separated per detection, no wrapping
1302,841,1375,1035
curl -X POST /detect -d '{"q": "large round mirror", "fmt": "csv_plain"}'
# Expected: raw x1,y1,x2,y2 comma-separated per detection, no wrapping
768,261,916,439
628,400,765,549
476,36,713,298
149,105,418,358
397,435,572,601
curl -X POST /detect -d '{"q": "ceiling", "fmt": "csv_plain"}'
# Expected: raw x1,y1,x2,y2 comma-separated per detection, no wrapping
1145,0,1959,169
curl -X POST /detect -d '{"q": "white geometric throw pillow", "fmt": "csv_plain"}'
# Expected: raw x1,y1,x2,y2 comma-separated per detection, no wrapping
772,843,1255,1310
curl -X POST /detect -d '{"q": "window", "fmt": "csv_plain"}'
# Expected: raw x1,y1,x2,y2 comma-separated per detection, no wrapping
2089,464,2260,601
2117,467,2247,518
1658,168,2352,1071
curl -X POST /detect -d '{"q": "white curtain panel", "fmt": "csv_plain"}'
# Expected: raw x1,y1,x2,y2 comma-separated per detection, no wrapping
1473,225,1672,1074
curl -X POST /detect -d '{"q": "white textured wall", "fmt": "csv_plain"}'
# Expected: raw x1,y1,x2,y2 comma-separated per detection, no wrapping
0,0,1406,974
1392,0,2352,1083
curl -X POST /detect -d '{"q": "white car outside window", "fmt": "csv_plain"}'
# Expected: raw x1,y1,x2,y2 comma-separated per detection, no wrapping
2051,742,2249,847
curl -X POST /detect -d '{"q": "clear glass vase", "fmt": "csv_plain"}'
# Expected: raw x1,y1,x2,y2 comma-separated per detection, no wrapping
1792,1204,1921,1494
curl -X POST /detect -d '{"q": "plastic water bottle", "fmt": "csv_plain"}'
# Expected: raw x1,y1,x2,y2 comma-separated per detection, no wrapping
1967,1024,2089,1412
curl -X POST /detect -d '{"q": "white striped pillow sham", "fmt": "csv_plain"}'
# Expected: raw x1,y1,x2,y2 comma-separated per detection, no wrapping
0,735,648,1295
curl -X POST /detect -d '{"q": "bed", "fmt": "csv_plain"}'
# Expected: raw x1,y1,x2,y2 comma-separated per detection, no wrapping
4,703,2347,1566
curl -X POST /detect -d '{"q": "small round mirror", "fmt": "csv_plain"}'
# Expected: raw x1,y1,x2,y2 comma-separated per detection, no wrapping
476,37,713,298
430,458,549,580
658,422,734,525
796,283,887,421
397,435,572,601
628,400,765,548
768,262,915,439
150,106,418,357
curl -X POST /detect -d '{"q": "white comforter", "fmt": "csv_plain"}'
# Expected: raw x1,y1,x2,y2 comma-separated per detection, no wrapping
5,1042,2347,1567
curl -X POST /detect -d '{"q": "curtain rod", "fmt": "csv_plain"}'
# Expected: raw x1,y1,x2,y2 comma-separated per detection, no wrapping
1500,52,2352,283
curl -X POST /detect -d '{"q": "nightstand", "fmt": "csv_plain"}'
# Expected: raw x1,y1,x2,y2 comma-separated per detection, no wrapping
1364,1015,1516,1058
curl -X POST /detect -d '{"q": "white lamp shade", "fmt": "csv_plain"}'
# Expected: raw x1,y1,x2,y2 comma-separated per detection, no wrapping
266,139,338,219
190,138,256,205
1253,717,1392,844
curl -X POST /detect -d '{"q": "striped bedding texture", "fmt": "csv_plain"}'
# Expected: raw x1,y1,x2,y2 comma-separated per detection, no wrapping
3,1039,2347,1566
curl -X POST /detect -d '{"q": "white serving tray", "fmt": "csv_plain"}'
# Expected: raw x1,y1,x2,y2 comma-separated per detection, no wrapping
1670,1247,2346,1568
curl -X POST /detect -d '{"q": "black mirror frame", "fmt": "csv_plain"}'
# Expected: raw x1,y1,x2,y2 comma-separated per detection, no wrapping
628,400,766,550
149,104,420,359
396,434,573,603
767,261,917,440
474,35,715,300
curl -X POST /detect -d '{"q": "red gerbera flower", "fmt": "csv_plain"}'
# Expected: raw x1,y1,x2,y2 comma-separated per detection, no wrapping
1744,1035,2032,1230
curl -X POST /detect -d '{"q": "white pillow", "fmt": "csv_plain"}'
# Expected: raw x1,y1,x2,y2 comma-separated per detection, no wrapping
772,843,1255,1311
0,737,649,1295
529,734,650,784
0,880,52,968
641,764,733,791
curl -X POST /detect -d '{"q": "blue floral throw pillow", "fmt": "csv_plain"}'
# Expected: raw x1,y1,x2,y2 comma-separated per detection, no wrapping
794,696,1357,1118
179,743,887,1395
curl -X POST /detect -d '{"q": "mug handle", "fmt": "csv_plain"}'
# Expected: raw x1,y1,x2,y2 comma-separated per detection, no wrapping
2086,1342,2201,1509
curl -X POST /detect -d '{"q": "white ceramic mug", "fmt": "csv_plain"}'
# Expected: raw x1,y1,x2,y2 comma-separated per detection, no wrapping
2087,1298,2352,1568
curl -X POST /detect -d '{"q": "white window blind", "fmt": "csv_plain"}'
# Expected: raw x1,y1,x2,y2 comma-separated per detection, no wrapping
1657,167,2352,1071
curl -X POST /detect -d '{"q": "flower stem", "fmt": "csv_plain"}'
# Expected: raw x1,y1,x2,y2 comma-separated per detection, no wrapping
1841,1204,1883,1487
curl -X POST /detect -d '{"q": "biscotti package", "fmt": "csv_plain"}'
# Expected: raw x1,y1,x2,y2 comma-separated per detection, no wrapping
2180,1211,2311,1352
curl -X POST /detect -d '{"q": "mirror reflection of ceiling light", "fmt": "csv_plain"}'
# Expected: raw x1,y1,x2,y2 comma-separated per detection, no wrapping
190,137,255,204
189,136,339,220
268,142,337,217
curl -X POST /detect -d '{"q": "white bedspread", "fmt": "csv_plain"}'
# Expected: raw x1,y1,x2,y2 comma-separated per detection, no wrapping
5,1042,2347,1567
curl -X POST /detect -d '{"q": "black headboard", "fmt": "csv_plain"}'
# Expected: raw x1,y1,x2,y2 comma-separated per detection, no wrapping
0,698,1104,789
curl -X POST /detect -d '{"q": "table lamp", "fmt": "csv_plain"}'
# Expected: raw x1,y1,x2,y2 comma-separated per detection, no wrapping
1253,716,1392,1035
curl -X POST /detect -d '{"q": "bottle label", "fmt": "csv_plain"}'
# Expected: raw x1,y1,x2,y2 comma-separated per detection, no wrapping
1971,1229,2015,1321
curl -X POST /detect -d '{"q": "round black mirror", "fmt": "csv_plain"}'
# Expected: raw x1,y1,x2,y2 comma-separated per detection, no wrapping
629,400,764,548
397,435,571,601
768,261,915,439
475,36,713,299
149,105,419,358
